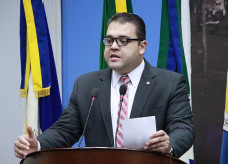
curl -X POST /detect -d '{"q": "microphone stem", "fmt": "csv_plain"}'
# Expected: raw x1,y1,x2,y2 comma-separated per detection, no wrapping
78,98,95,147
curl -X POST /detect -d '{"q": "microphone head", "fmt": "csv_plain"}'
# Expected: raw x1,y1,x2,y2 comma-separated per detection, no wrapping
119,84,127,96
91,88,99,98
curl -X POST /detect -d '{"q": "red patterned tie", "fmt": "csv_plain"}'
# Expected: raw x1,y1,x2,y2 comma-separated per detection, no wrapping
116,75,131,148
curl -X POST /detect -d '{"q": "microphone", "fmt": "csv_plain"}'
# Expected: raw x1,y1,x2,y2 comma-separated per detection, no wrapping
119,84,127,102
115,84,127,147
78,88,99,147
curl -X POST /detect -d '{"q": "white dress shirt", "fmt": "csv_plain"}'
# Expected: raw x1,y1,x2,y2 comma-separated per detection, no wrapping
111,60,145,144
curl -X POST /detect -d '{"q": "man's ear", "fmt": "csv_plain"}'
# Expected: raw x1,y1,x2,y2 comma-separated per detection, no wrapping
139,40,147,56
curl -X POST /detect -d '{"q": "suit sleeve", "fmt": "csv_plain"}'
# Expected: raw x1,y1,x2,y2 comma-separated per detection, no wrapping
165,74,194,158
37,78,83,149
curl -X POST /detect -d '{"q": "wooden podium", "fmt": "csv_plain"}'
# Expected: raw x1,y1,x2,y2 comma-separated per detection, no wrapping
20,147,186,164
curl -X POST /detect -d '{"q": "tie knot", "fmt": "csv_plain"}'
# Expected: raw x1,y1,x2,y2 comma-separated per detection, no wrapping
120,75,130,85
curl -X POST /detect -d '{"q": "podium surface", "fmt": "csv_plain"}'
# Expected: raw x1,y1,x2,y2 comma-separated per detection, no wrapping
21,147,186,164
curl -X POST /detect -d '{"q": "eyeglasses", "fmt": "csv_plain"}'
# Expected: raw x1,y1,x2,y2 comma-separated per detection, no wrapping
103,37,142,46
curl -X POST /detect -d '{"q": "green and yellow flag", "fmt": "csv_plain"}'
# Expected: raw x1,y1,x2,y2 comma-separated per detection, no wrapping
157,0,190,94
99,0,133,69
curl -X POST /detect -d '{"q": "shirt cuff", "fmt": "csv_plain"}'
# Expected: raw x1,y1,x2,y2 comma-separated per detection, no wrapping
169,146,174,156
37,140,41,151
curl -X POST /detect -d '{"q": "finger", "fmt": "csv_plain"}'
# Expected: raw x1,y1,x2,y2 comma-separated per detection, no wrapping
14,140,29,150
150,130,166,138
14,146,27,158
149,131,169,144
145,134,170,150
146,140,170,154
15,151,25,159
146,140,169,150
146,135,165,146
145,141,162,150
15,151,26,159
27,126,34,138
17,135,30,146
146,137,162,148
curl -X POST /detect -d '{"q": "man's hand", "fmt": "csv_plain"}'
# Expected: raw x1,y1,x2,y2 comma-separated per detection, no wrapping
14,126,38,159
144,130,171,155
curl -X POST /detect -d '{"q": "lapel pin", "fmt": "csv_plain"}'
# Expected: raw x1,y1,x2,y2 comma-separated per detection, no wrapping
146,81,150,85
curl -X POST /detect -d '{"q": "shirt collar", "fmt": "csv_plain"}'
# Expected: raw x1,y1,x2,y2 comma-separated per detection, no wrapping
112,60,145,88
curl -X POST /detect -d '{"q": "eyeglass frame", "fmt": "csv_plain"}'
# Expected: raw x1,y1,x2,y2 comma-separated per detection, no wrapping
103,37,143,46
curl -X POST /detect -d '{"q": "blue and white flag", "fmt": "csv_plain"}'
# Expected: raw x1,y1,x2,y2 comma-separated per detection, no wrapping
20,0,62,135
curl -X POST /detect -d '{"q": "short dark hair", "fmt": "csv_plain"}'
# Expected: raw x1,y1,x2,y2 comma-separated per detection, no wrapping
107,13,146,41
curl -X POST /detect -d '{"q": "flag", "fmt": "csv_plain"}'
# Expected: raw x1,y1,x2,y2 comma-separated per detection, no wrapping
220,71,228,164
99,0,133,69
157,0,194,163
20,0,62,135
157,0,189,94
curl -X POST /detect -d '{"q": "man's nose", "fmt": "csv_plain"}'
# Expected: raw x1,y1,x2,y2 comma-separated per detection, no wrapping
110,39,119,49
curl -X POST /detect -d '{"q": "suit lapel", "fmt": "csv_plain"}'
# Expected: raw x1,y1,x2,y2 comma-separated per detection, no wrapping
130,61,157,118
97,69,114,146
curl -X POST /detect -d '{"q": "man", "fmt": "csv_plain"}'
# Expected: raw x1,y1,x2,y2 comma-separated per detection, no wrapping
14,13,194,159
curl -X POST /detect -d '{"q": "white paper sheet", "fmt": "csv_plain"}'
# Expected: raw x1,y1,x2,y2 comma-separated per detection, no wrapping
122,116,156,149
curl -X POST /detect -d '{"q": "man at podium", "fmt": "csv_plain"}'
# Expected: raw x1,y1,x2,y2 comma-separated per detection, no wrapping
14,13,194,159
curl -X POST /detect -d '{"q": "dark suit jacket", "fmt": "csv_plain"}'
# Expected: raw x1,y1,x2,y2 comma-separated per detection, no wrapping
37,60,194,158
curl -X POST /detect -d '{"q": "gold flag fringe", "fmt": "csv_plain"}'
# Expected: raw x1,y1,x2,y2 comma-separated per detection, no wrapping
34,87,51,98
20,89,28,98
20,87,51,98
